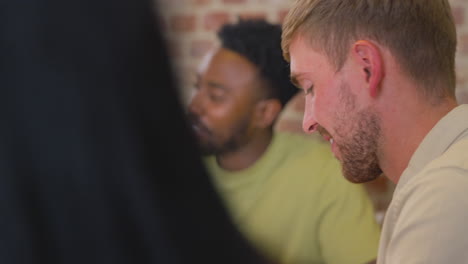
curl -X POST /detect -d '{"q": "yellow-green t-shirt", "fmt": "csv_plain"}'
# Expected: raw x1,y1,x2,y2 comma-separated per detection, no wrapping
205,132,380,264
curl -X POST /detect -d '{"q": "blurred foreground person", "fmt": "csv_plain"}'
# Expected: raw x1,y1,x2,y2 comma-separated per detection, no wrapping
188,19,380,264
0,1,270,263
282,0,468,263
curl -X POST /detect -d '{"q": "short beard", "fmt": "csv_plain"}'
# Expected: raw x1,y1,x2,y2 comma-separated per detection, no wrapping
334,82,382,183
199,134,244,156
197,119,251,157
337,109,383,183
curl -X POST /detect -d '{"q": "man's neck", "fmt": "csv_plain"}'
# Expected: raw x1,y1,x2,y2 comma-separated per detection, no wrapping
216,130,273,171
379,96,458,184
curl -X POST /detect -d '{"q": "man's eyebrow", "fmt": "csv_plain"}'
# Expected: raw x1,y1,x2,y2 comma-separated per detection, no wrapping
195,73,228,91
207,81,228,90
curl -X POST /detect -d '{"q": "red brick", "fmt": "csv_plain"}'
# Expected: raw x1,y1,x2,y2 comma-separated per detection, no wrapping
223,0,246,3
191,40,215,58
170,14,197,32
452,6,465,25
204,12,231,31
278,9,289,24
460,34,468,54
458,90,468,104
238,12,268,21
192,0,212,5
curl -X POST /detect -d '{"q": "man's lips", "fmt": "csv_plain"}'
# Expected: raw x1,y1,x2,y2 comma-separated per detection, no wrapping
317,126,338,157
322,134,332,143
324,134,338,158
187,112,211,138
190,120,211,139
317,126,333,144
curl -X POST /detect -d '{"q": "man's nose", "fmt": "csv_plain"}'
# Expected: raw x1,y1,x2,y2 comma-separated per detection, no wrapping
188,92,204,116
302,102,318,134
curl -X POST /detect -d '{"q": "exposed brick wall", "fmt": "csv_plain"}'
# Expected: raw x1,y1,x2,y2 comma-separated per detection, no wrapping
156,0,468,104
155,0,468,218
452,0,468,104
155,0,293,103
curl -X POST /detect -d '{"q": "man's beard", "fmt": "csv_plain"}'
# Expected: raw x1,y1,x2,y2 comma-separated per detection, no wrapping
333,83,383,183
187,111,250,156
199,132,247,156
335,109,383,183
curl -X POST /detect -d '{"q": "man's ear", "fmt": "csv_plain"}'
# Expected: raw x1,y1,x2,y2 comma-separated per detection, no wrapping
352,40,384,98
254,99,282,128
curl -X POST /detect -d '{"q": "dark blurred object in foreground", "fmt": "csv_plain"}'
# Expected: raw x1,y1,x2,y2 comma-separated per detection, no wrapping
0,1,269,263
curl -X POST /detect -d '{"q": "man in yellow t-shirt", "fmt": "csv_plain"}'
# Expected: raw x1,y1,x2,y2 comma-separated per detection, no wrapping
187,19,380,264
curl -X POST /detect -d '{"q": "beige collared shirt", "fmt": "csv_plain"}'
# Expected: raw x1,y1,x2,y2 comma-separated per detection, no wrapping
377,104,468,264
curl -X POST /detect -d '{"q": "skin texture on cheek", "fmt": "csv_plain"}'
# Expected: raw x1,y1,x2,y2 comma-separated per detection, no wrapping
332,84,383,183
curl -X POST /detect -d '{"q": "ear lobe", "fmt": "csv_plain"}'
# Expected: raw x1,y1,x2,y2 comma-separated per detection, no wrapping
255,99,282,128
353,40,384,98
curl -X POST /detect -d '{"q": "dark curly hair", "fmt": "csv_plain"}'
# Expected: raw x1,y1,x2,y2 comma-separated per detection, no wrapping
217,19,298,106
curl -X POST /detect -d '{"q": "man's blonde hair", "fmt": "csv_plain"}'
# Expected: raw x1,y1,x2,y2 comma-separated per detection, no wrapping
282,0,457,99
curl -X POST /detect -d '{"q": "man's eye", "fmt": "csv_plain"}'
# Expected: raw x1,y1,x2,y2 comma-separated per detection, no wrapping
209,92,224,102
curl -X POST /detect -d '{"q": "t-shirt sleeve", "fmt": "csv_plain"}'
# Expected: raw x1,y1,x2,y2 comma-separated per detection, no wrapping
317,158,381,264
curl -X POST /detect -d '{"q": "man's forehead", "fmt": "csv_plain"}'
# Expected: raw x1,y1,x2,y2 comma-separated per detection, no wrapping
289,38,312,75
289,34,316,59
290,35,332,71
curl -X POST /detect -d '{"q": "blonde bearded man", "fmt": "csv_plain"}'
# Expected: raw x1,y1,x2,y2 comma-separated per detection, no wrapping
282,0,468,263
